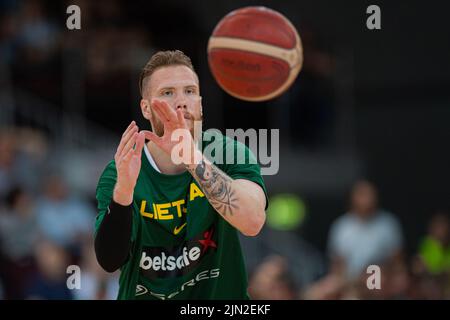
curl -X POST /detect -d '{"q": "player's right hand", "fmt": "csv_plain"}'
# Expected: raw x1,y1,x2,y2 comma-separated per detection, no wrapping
113,121,145,205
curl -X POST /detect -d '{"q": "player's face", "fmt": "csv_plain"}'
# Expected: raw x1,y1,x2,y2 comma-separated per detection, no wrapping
142,65,202,136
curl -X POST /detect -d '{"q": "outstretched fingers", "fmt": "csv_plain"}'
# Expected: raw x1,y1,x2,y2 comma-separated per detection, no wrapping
151,100,170,122
134,131,145,158
152,99,178,123
119,132,138,160
176,109,187,128
116,121,138,158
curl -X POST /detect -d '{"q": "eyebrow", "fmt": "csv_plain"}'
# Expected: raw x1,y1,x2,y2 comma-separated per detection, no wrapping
158,85,198,91
159,87,175,91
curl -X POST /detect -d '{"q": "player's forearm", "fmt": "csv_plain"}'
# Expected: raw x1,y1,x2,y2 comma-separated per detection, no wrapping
186,151,265,236
113,181,134,205
94,200,132,272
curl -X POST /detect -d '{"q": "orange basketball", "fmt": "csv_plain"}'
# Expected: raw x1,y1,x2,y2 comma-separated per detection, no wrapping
207,6,303,102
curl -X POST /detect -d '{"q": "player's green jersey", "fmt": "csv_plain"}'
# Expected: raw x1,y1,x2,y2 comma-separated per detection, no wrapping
95,131,268,300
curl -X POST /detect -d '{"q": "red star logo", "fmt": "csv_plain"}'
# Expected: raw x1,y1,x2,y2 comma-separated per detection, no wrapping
198,229,217,254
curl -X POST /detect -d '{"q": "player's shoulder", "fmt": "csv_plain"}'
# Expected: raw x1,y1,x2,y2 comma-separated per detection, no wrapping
104,159,117,171
201,130,251,151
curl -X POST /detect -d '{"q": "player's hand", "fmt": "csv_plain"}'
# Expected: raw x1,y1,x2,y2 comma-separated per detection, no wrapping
142,99,197,165
113,121,145,205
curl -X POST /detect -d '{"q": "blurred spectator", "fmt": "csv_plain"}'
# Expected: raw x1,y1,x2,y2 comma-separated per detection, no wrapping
327,180,404,279
409,212,450,299
0,129,18,198
301,271,347,299
0,186,39,299
240,225,326,293
15,128,49,193
0,186,39,260
248,255,298,300
16,0,60,64
0,128,48,198
408,270,448,299
303,248,411,300
73,239,119,300
24,240,73,300
381,258,411,299
35,174,95,257
358,256,411,300
0,1,19,64
416,212,450,275
240,194,326,292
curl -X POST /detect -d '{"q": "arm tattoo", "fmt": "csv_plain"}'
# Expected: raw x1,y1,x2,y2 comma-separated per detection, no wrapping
190,158,239,216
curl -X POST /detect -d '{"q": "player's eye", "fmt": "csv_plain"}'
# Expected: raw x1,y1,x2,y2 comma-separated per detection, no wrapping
185,88,196,95
161,90,173,96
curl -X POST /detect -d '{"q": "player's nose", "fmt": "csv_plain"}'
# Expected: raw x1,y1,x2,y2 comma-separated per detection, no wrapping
175,100,187,110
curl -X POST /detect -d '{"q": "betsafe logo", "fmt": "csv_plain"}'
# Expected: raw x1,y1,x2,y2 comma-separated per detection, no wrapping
140,226,217,279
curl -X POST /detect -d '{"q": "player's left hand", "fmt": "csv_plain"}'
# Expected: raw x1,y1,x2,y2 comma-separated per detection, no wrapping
142,99,197,165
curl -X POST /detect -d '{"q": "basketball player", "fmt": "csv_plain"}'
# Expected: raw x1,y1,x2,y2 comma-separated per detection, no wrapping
94,50,268,300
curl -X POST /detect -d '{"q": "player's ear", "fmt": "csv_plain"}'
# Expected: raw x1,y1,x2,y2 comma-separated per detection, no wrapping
140,99,151,120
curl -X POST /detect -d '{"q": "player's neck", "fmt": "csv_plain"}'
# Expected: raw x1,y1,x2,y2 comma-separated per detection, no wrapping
146,141,187,175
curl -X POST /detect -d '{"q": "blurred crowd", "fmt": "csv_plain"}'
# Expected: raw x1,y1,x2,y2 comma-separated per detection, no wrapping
242,181,450,300
0,127,119,299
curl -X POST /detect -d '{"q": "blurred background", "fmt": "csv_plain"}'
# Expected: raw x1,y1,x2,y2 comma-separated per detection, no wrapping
0,0,449,299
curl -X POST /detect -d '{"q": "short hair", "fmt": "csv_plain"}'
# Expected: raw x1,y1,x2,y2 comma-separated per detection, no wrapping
139,50,196,97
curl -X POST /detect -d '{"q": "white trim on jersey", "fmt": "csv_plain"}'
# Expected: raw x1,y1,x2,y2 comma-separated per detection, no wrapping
144,144,162,173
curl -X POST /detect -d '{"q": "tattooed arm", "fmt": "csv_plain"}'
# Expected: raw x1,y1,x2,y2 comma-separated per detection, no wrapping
142,99,266,236
186,149,266,236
